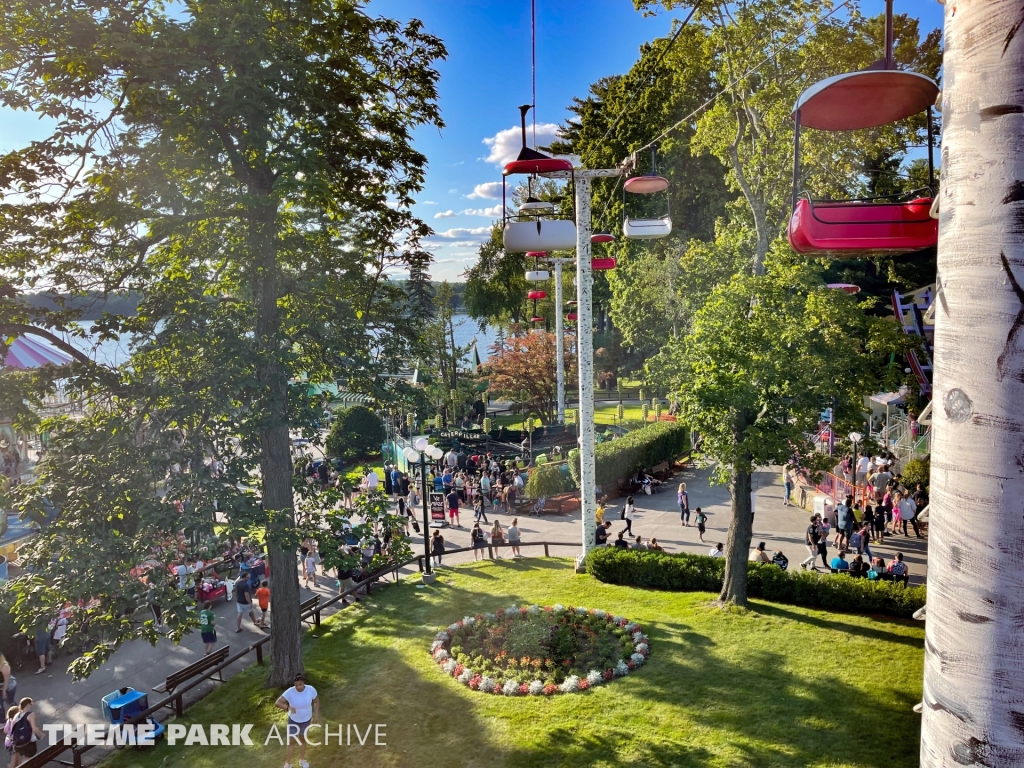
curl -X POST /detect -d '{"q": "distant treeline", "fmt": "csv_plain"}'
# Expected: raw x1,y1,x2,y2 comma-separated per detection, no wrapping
22,291,143,321
390,281,466,311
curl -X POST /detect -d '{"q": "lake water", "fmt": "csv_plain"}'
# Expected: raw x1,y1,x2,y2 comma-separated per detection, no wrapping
58,315,499,367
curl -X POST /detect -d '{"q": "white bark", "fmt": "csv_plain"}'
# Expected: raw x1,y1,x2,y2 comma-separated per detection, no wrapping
555,259,566,424
921,1,1024,764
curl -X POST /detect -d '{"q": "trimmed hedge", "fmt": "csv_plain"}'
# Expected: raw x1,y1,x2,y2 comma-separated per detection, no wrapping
569,421,689,489
586,547,926,619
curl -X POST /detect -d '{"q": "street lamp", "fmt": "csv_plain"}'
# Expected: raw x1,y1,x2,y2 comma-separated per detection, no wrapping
849,432,863,494
403,437,445,582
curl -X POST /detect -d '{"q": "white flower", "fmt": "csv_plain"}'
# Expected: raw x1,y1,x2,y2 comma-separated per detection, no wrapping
434,630,450,642
632,631,645,643
480,676,496,692
612,616,625,624
529,680,545,695
587,670,603,685
575,607,589,616
458,669,473,683
553,604,566,613
631,653,646,666
527,604,541,615
507,604,518,613
484,612,496,622
442,659,457,674
503,679,520,696
635,643,649,654
614,660,629,677
448,622,461,633
559,675,580,693
433,648,450,661
590,609,606,619
624,622,638,633
463,616,476,626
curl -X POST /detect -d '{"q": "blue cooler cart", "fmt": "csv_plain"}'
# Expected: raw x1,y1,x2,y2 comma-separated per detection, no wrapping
101,688,165,747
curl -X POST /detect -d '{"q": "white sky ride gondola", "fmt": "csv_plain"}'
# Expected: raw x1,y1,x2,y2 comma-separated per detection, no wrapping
622,149,672,240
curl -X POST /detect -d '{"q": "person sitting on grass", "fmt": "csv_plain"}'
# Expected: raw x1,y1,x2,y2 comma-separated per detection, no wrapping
709,542,724,558
633,536,647,550
848,554,866,578
830,551,850,572
613,531,629,549
648,537,664,551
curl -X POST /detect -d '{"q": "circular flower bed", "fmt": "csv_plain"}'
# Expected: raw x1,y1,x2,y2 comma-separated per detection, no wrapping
430,604,650,696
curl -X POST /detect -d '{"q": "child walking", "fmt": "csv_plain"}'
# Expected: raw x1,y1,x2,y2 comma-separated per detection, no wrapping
694,507,708,543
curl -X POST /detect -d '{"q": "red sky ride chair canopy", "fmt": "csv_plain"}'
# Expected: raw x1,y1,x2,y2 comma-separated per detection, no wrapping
788,70,939,258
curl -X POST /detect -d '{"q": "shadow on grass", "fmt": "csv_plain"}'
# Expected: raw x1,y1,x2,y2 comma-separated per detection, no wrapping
750,601,925,648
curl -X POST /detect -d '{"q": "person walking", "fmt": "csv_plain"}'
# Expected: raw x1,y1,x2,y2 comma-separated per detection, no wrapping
275,673,319,768
10,698,43,765
677,483,690,526
490,520,505,558
473,494,489,524
199,601,217,655
431,530,445,567
446,487,462,528
507,518,521,557
622,496,637,536
256,581,271,628
471,523,486,561
800,515,820,570
233,572,260,633
302,551,317,589
816,515,831,569
694,507,708,543
0,655,13,710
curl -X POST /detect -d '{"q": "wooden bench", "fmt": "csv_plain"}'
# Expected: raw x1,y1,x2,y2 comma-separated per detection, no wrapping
300,595,320,627
651,461,672,479
154,646,230,714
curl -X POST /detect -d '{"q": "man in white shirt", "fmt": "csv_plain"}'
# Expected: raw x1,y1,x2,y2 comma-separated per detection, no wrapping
362,468,379,492
445,449,458,469
275,673,319,768
855,455,870,485
897,494,921,538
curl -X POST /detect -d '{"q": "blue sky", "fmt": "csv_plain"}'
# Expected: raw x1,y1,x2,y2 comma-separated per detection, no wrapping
0,1,943,283
376,0,944,280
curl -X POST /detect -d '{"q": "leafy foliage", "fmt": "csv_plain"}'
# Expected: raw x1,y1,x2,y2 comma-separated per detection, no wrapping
901,457,930,493
523,464,571,499
569,421,689,489
486,331,576,424
325,405,384,461
587,548,926,619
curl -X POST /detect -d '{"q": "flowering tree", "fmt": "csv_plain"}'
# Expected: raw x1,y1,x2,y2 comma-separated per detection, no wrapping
487,332,576,424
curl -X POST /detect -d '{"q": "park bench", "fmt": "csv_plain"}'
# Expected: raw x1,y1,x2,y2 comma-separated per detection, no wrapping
651,461,672,479
300,595,320,627
154,646,230,714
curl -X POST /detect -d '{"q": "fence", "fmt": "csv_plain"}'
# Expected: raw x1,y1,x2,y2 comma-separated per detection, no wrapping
811,472,873,507
20,540,579,768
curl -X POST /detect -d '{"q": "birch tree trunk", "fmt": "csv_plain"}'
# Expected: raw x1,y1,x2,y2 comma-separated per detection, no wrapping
920,1,1024,763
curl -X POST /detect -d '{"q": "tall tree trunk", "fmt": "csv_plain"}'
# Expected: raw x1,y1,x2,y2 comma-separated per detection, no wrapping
920,2,1024,764
251,199,303,688
718,464,752,607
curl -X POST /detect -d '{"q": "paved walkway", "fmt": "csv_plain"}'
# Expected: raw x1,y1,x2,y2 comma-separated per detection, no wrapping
18,463,928,763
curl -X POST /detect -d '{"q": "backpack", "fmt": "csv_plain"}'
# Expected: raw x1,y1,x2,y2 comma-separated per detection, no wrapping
11,714,32,748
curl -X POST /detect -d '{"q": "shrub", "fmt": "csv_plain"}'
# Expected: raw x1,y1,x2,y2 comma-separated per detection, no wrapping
902,456,930,493
568,421,689,489
325,404,384,460
585,548,925,619
524,464,569,499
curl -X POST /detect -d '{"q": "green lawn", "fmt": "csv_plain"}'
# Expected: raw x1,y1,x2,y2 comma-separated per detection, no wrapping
107,560,924,768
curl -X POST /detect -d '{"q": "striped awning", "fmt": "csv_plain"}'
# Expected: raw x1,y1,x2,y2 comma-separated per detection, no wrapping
1,335,74,370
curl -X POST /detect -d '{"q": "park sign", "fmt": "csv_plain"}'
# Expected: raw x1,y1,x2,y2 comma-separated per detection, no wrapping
430,492,447,526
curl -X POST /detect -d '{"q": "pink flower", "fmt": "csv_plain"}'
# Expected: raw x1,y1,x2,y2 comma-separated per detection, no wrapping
543,684,558,695
578,680,590,691
519,683,530,695
469,675,482,690
453,664,464,677
627,661,636,670
602,670,614,681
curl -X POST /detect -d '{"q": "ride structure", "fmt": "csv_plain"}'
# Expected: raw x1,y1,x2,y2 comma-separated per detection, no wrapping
787,0,938,258
622,149,672,241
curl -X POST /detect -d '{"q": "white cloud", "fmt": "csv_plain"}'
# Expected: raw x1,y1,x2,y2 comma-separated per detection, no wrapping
467,181,505,200
482,122,563,167
448,188,459,194
434,210,457,219
422,200,437,205
461,204,503,217
427,227,491,241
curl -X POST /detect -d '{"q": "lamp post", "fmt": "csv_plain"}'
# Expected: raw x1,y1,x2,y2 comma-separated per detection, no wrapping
849,432,863,498
403,437,445,582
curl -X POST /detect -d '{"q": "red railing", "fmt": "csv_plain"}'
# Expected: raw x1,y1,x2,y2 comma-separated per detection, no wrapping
813,472,873,507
